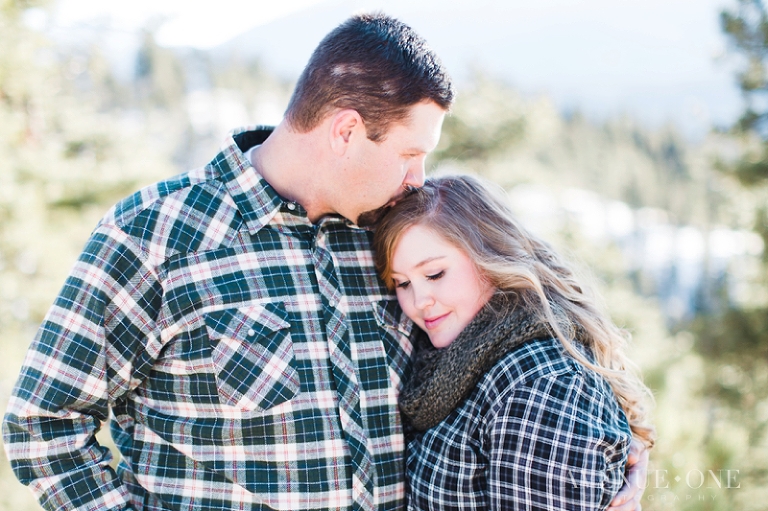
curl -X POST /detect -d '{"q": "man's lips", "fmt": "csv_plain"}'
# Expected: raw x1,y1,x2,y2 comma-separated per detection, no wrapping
388,185,418,207
385,192,406,209
424,313,449,330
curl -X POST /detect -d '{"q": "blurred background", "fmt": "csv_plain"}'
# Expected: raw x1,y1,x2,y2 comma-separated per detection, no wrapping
2,0,768,509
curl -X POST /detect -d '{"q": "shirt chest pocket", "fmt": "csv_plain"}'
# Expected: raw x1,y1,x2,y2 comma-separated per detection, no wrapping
204,302,300,412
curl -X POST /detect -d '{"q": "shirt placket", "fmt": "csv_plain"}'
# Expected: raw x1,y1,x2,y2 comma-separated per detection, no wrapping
312,223,376,511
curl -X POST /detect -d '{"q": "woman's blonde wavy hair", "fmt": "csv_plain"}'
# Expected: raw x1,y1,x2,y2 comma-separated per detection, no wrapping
373,174,656,448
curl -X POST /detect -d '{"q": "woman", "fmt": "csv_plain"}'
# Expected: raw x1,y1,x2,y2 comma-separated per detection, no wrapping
373,174,655,511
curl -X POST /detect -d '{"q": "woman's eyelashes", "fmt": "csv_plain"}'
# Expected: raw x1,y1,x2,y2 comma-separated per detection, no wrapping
426,270,445,281
394,270,445,289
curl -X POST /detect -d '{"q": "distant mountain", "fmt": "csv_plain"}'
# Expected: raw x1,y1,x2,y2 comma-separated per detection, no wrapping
210,0,740,141
210,0,489,83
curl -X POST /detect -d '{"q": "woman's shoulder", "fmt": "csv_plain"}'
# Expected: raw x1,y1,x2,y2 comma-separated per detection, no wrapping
479,337,576,389
474,337,631,451
476,337,625,420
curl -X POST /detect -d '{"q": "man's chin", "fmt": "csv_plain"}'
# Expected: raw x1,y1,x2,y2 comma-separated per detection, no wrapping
356,204,394,229
356,186,419,228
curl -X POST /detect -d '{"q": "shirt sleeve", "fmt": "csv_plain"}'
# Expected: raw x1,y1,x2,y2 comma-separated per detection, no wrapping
3,223,162,511
486,367,629,511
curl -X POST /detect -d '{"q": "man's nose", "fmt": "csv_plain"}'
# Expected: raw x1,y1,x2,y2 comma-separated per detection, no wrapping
403,159,426,189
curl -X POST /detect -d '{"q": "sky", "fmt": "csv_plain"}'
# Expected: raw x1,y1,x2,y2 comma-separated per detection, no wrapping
38,0,742,142
48,0,326,48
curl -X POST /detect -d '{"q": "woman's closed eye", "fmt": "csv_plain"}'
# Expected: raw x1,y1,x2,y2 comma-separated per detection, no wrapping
395,280,411,290
426,271,445,281
394,271,444,289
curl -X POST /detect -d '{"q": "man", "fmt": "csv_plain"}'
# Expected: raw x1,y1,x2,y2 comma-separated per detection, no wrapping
3,12,646,511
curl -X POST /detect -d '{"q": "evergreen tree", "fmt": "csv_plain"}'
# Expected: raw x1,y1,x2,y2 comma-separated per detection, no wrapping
671,2,768,507
0,4,178,508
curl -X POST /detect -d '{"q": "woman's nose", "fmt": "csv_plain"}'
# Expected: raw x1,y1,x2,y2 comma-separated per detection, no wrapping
413,285,434,310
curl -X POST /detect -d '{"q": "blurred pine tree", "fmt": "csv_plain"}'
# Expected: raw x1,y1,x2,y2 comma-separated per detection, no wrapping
668,1,768,508
0,5,179,509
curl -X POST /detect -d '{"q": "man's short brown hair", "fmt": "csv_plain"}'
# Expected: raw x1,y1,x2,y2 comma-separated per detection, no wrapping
284,12,454,142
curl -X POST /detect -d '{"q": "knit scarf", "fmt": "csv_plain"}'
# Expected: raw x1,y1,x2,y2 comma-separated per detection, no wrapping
399,295,565,432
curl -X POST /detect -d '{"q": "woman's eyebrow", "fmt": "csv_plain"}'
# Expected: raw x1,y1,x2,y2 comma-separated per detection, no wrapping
393,255,446,274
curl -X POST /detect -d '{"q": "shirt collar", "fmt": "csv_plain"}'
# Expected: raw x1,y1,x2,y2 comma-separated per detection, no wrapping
210,126,297,235
212,126,362,235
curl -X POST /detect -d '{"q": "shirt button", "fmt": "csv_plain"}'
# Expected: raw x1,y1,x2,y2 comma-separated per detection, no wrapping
247,329,255,337
286,202,296,211
329,300,336,308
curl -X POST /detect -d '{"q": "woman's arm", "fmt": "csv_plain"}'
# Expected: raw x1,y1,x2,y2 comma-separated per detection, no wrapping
487,369,631,511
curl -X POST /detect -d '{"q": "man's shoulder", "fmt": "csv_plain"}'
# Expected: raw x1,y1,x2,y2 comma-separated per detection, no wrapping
99,164,245,257
107,166,210,221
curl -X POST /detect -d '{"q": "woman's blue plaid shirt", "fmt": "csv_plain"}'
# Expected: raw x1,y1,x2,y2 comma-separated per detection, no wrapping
405,338,632,511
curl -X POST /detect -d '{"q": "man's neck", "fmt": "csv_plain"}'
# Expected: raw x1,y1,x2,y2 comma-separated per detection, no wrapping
250,122,330,222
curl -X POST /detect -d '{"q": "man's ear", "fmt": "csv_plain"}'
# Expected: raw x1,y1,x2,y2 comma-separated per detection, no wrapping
329,109,364,156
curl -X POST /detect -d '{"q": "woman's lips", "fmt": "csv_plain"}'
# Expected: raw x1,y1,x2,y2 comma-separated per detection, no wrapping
424,313,449,330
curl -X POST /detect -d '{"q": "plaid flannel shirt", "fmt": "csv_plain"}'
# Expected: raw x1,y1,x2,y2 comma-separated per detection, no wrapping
405,338,631,511
3,127,414,511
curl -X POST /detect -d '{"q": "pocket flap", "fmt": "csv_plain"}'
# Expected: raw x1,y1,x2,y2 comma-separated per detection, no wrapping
205,302,290,341
203,302,298,412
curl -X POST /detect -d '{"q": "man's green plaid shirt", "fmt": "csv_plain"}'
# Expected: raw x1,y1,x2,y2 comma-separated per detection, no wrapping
3,127,414,511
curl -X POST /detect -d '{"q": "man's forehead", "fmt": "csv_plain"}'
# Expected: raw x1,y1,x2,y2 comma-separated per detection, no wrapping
389,102,445,140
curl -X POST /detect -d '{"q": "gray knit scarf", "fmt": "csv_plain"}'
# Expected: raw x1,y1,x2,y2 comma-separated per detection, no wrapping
399,295,564,432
